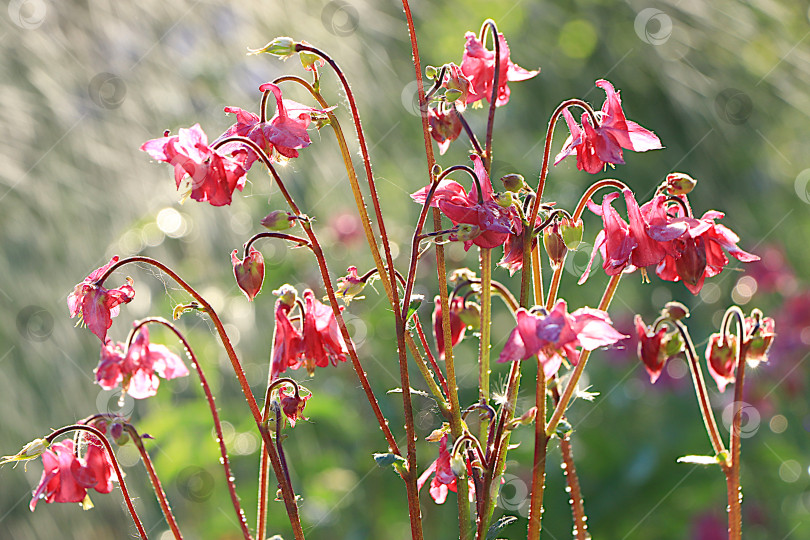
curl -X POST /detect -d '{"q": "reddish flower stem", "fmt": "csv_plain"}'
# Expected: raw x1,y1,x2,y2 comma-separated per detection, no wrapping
399,1,470,534
129,318,251,540
46,425,148,540
480,19,501,173
123,424,184,540
559,433,589,540
456,110,485,157
413,317,450,397
526,360,547,540
243,232,311,256
96,256,303,539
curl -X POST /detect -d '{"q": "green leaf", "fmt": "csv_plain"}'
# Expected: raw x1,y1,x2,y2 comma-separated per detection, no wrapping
373,452,406,468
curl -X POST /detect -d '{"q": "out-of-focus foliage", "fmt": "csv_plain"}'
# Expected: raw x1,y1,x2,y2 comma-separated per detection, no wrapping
1,1,808,539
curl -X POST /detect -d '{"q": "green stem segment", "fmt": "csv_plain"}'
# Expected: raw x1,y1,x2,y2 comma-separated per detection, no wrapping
479,248,493,442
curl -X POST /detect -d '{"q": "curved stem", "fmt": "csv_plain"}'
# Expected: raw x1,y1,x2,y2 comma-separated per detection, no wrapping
457,109,485,157
46,425,149,540
243,232,311,257
96,256,303,539
671,320,728,457
129,318,252,540
722,306,747,540
123,424,184,540
480,19,501,173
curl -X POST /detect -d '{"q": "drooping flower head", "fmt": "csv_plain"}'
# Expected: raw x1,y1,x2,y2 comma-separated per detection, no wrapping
417,435,474,504
440,63,473,111
301,289,349,375
428,105,463,155
270,285,303,382
655,205,759,294
635,314,668,383
555,80,662,173
140,124,247,207
744,315,775,366
335,266,366,305
218,83,330,168
706,332,738,392
95,326,189,399
432,295,466,360
279,386,311,427
498,300,627,378
231,247,265,301
67,256,135,343
460,31,539,106
29,438,116,511
411,155,520,250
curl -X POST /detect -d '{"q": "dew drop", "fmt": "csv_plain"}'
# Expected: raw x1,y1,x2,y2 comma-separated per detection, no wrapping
565,486,572,493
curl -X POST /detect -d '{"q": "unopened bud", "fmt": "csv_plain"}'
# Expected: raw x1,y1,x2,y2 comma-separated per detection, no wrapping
560,217,584,250
516,406,537,426
457,302,481,329
745,315,775,366
450,454,466,477
543,223,568,268
662,301,689,321
666,173,697,195
500,173,525,193
273,284,298,308
0,438,50,468
249,37,296,59
493,191,514,208
261,210,296,231
232,247,265,301
444,88,463,102
555,419,573,438
425,65,438,80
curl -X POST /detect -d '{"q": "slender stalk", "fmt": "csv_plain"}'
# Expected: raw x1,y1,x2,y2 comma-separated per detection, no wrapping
546,274,622,436
96,256,305,539
478,248,493,443
457,110,485,157
46,425,149,540
723,306,748,540
527,360,548,540
559,434,589,540
480,19,501,173
124,424,184,540
414,317,450,397
670,320,727,457
128,318,251,540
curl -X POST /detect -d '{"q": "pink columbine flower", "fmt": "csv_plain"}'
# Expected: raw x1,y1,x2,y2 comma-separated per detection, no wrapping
140,124,247,207
269,286,303,382
417,435,474,504
580,190,687,284
655,207,759,294
30,438,116,511
635,315,668,383
498,300,627,378
441,63,473,111
411,155,520,250
745,316,775,366
231,247,265,301
279,386,310,427
67,256,135,343
555,80,662,174
218,83,329,168
428,106,463,155
95,327,189,399
301,290,349,375
335,266,366,304
432,295,466,360
460,31,539,106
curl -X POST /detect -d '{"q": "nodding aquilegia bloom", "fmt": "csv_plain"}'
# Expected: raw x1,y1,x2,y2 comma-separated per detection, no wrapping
67,256,135,343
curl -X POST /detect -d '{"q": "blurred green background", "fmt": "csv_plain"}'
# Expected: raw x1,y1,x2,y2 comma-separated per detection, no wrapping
1,0,809,539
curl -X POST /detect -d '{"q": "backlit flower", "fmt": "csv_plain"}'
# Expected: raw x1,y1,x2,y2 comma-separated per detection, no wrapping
498,300,627,378
301,289,348,375
417,435,474,504
432,296,466,360
635,315,668,383
279,386,310,427
95,326,188,399
269,286,303,381
428,105,462,155
231,247,265,301
29,438,116,511
706,333,738,392
411,155,520,250
67,256,135,343
140,124,247,206
460,31,538,106
555,80,662,173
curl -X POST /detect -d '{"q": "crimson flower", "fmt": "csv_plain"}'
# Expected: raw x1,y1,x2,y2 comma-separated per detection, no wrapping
140,124,247,207
498,300,627,378
411,155,520,250
635,315,668,383
428,105,463,155
301,290,348,375
231,247,265,301
580,189,687,283
432,295,466,360
269,287,303,381
279,386,310,427
417,435,474,504
67,256,135,343
706,332,738,392
95,327,188,399
460,31,538,106
30,438,116,511
555,80,662,174
218,83,328,168
655,208,759,294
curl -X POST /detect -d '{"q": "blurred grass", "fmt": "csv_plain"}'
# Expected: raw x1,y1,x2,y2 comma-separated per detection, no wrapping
1,0,809,539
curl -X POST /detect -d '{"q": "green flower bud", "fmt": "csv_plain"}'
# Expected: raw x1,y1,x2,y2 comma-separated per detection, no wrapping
560,217,584,250
663,331,685,357
261,210,296,231
666,173,697,195
543,223,568,268
500,173,525,193
457,302,481,329
249,37,296,59
425,65,438,80
444,88,463,102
